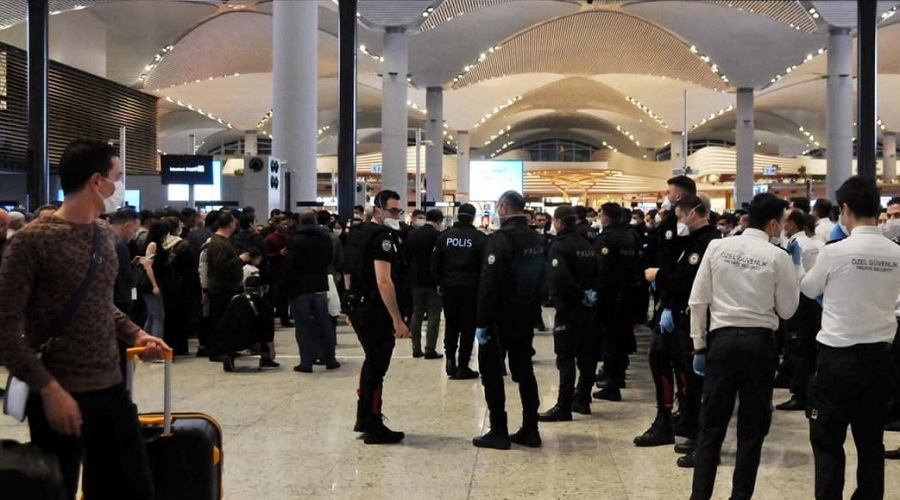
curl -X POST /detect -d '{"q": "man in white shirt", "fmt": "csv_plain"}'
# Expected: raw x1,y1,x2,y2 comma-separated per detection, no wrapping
813,198,835,243
687,193,799,500
800,176,900,500
777,208,824,412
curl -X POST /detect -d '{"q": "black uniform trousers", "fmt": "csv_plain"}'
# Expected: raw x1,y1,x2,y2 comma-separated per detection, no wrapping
784,295,822,402
552,305,598,405
675,312,703,438
692,328,776,500
600,293,633,389
808,342,895,500
648,320,677,412
479,304,541,429
442,288,477,367
26,384,154,500
350,296,396,417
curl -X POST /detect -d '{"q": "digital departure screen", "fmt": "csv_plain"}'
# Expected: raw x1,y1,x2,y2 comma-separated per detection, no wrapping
160,155,214,185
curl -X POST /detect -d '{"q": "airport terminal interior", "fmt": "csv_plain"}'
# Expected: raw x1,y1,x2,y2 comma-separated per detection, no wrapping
4,0,900,498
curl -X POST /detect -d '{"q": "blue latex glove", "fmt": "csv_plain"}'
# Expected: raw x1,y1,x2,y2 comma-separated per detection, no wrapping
659,308,675,334
650,280,657,292
816,295,824,306
475,327,489,345
582,289,598,307
693,353,707,376
787,240,802,267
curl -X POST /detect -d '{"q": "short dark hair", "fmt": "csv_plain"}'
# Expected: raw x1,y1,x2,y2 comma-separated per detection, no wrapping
887,197,900,208
574,206,588,221
59,139,119,195
316,210,332,226
813,198,833,219
719,212,737,226
675,194,708,217
139,209,156,225
600,202,623,223
411,209,425,218
835,175,880,219
299,209,317,225
497,190,526,213
239,213,255,230
789,197,811,214
667,175,697,195
373,190,400,209
554,205,577,228
270,208,282,219
111,207,138,225
426,209,444,223
180,207,198,224
353,205,364,213
748,193,789,230
633,209,645,218
216,212,235,230
786,208,812,232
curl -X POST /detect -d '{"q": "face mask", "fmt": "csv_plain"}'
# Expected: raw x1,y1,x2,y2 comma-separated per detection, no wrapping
660,199,672,212
102,180,125,214
716,224,726,233
884,219,900,240
383,218,401,231
547,225,557,236
676,222,690,237
414,219,426,227
654,214,663,224
490,215,501,230
333,228,343,235
591,219,603,229
630,219,639,226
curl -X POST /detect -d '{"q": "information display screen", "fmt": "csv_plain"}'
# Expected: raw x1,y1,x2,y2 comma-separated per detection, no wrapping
160,155,214,185
469,160,524,201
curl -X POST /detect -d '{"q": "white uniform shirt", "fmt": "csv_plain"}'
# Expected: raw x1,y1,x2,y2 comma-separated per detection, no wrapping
689,228,799,350
815,218,835,243
789,231,824,280
800,226,900,347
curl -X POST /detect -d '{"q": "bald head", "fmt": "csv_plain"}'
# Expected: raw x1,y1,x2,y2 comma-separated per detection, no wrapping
0,208,8,236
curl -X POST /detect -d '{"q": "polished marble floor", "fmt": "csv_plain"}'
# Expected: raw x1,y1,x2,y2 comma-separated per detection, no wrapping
3,310,900,499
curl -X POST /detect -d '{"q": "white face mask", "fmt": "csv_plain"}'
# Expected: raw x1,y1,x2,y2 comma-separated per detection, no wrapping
630,219,640,226
654,214,663,224
103,180,126,214
383,218,401,231
490,215,501,230
883,218,900,240
414,218,426,227
716,224,726,233
660,199,673,212
676,222,690,237
591,219,603,229
547,225,557,236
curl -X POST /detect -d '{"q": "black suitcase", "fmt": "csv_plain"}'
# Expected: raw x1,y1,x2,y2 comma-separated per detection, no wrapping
127,348,224,500
0,439,66,500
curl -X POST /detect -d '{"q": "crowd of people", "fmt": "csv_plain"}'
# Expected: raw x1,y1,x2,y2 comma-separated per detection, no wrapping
2,138,900,499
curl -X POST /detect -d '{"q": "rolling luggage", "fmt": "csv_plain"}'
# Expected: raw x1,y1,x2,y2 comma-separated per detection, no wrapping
126,347,224,500
0,439,66,500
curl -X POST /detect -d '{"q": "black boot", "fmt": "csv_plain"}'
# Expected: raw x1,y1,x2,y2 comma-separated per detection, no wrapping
363,415,405,445
353,401,365,432
592,386,622,401
446,358,458,378
510,421,542,448
676,451,697,468
674,438,696,455
538,404,572,422
473,412,511,450
634,411,675,447
571,391,592,415
455,366,479,380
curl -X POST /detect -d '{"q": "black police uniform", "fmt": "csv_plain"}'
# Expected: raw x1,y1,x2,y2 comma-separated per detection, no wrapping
655,224,720,453
631,222,652,324
541,226,599,420
431,220,486,378
594,222,641,399
345,222,404,434
475,216,546,446
575,220,599,243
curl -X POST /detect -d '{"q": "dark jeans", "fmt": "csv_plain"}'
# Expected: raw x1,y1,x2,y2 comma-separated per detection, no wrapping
27,384,154,500
268,275,291,324
809,342,896,500
410,287,442,354
350,297,396,417
552,305,598,405
292,293,337,369
692,328,776,500
479,305,541,430
784,296,822,402
208,289,239,354
442,289,477,367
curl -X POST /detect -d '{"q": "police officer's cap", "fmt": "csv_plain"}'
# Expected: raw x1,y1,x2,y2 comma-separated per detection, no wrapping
554,205,577,222
458,203,476,220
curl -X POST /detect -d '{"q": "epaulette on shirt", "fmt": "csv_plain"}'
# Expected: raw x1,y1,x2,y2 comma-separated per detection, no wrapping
771,242,790,254
825,239,841,246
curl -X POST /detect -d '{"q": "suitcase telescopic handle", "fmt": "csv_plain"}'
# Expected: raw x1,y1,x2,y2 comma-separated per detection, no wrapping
125,347,173,435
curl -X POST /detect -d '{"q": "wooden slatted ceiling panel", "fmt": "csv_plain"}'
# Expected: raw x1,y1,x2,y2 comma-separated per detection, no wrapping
358,0,436,28
452,11,727,91
709,1,816,33
811,1,900,28
0,0,126,30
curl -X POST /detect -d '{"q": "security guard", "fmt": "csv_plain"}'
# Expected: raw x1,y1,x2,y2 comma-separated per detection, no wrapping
473,190,546,450
688,193,798,500
776,208,823,412
637,176,696,442
344,190,411,445
593,202,641,402
539,206,599,422
431,203,485,380
647,195,720,467
801,176,900,499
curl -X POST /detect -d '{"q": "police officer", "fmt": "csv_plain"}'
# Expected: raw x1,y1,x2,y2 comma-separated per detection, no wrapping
776,208,823,412
472,190,546,450
575,205,599,243
593,202,641,403
688,193,799,500
648,195,720,467
344,190,411,445
801,176,900,499
431,203,485,380
539,206,599,422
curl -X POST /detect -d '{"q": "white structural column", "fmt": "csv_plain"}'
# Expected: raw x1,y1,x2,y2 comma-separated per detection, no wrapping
381,28,409,207
735,88,755,207
670,131,684,169
885,132,897,181
244,131,258,156
456,131,470,202
827,27,853,200
425,87,443,203
273,0,317,205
